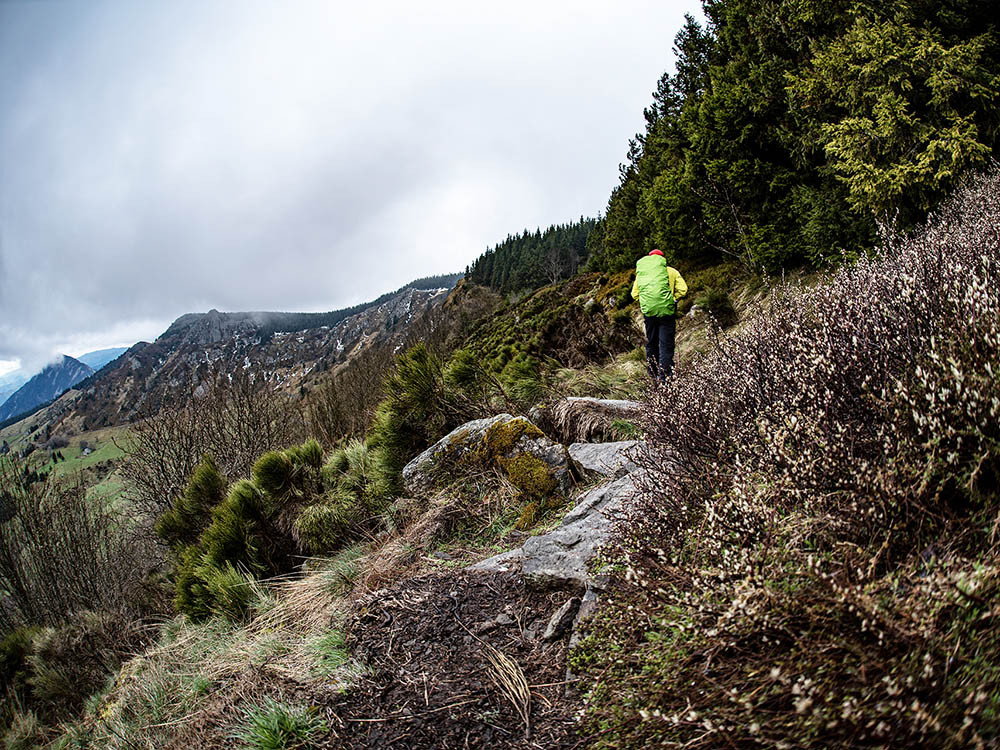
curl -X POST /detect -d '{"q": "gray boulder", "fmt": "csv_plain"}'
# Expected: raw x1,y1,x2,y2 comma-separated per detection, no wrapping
521,473,634,588
467,547,523,574
569,440,640,477
471,472,636,588
542,597,581,641
401,413,572,497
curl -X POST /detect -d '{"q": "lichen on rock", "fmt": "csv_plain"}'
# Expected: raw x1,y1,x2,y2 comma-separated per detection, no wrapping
402,414,572,499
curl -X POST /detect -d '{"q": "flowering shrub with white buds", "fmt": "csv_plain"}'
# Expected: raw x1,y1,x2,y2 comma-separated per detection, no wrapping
573,170,1000,748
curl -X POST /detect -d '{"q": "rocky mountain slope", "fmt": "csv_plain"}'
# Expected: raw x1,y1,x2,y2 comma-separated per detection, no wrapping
0,355,93,423
37,282,457,435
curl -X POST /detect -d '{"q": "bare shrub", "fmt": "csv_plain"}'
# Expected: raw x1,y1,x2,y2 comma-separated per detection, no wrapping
118,370,305,523
308,343,394,446
306,281,501,447
576,170,1000,746
0,456,154,633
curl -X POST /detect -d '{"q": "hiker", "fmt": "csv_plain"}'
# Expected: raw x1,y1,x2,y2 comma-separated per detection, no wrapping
631,249,687,382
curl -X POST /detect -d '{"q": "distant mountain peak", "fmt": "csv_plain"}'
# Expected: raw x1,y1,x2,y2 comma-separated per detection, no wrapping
0,354,93,424
31,273,462,433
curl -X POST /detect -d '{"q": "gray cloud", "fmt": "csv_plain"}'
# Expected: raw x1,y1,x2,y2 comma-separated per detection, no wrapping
0,0,701,370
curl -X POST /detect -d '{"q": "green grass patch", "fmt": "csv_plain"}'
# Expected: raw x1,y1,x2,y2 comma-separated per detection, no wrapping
47,429,129,478
308,630,349,677
232,698,327,750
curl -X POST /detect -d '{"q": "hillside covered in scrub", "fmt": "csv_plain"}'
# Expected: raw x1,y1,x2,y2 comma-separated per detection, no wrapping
3,168,994,750
1,1,999,748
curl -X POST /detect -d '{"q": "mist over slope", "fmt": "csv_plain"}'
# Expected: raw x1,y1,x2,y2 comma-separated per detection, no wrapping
0,356,93,424
31,274,462,435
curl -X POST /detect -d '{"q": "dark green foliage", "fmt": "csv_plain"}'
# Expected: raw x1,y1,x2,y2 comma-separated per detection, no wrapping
367,343,460,473
588,2,999,274
155,455,227,549
499,354,544,405
284,438,323,470
200,480,270,573
167,438,336,620
295,494,362,555
298,441,395,554
700,287,737,328
251,452,294,497
0,627,37,709
442,348,480,393
466,218,598,294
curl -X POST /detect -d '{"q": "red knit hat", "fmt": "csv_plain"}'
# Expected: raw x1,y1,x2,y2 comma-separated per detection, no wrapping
649,249,664,257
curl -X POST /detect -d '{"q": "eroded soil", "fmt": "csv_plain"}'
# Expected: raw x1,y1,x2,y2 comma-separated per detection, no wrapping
168,570,587,749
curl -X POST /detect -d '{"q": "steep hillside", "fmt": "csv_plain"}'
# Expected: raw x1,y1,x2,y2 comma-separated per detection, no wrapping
0,356,93,424
42,281,458,435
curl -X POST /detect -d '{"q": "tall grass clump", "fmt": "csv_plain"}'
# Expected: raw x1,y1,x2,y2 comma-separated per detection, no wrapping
56,567,352,749
232,698,326,750
574,170,1000,747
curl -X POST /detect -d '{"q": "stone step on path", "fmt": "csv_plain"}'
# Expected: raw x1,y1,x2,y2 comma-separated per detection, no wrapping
469,436,642,590
568,440,638,478
465,472,633,586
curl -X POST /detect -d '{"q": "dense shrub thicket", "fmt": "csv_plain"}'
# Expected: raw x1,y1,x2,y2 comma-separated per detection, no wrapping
159,441,320,620
0,458,158,740
574,171,1000,746
0,457,153,632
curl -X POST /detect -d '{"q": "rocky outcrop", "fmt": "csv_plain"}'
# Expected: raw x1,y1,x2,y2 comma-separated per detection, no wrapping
542,596,581,642
520,474,634,588
470,469,636,589
402,414,573,497
568,440,638,477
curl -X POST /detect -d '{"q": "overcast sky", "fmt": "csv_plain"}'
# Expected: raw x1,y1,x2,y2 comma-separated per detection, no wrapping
0,0,701,376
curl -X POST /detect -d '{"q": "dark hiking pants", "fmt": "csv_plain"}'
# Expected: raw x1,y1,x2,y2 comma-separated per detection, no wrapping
644,314,676,381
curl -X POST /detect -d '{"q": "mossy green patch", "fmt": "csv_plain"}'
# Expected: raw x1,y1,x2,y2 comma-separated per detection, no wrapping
514,501,540,531
480,418,544,460
498,453,557,498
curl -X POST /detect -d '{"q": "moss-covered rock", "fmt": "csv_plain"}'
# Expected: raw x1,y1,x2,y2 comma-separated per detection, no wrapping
401,414,572,498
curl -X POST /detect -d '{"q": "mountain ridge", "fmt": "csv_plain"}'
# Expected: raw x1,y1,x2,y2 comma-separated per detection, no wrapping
0,355,93,424
34,275,462,435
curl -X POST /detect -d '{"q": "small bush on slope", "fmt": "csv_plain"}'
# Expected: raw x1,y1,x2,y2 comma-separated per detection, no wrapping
574,170,1000,747
296,440,395,553
165,440,323,620
232,698,327,750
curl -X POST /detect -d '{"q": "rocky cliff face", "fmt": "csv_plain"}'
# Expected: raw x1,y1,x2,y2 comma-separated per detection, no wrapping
43,285,452,433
